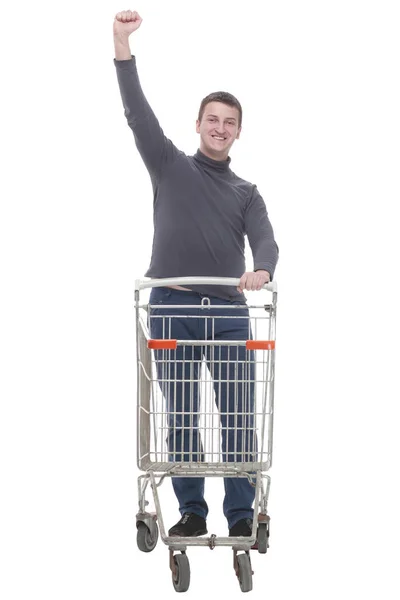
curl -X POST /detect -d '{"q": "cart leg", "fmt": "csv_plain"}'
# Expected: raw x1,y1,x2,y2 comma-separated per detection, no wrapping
256,513,270,554
136,474,159,551
254,474,271,553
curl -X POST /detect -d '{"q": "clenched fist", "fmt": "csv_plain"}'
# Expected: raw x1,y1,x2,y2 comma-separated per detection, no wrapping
113,10,142,37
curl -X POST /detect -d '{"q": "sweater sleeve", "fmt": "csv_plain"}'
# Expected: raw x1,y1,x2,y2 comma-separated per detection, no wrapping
244,186,279,279
114,56,181,180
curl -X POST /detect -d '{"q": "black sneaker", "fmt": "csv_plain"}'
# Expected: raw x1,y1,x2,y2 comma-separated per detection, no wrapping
229,518,253,537
168,512,208,537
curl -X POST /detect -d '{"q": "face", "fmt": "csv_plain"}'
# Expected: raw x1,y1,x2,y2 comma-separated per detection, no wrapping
196,101,241,160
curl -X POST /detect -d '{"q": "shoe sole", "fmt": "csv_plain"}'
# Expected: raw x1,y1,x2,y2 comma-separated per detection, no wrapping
168,528,208,537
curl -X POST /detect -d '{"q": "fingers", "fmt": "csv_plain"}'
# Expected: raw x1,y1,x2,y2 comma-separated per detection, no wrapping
249,275,257,291
115,10,141,22
237,273,247,292
252,276,261,291
238,273,258,292
237,272,270,292
253,274,269,290
255,273,266,290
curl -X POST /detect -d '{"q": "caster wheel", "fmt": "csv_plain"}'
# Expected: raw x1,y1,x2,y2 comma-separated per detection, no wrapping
257,522,269,554
136,521,158,552
237,553,253,593
172,553,190,593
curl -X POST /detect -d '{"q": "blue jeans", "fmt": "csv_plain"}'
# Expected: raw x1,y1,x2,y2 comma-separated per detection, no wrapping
149,287,256,529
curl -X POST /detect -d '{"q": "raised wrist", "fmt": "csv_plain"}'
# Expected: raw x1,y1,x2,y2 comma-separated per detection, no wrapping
114,36,132,60
114,32,130,43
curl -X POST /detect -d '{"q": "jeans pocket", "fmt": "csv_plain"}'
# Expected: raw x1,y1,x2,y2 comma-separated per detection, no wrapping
149,287,173,305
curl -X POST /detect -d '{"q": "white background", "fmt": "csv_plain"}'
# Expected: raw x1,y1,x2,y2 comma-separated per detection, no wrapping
1,0,400,598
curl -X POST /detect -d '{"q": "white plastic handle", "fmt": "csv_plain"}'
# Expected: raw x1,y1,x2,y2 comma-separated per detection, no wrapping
134,276,277,293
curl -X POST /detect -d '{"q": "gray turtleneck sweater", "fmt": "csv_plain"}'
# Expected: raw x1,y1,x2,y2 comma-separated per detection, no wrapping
114,56,279,301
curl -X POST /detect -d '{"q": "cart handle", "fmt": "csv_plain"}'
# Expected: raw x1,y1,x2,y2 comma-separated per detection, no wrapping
134,277,277,293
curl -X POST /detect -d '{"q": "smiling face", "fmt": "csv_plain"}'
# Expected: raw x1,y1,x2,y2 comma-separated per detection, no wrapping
196,101,242,161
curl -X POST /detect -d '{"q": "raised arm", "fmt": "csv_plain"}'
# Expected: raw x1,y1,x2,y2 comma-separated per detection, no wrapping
113,11,180,180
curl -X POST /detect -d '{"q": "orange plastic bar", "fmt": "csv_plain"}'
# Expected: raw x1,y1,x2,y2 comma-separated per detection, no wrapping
246,340,275,350
147,339,177,350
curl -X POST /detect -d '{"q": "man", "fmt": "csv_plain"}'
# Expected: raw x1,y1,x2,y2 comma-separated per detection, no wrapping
114,10,279,538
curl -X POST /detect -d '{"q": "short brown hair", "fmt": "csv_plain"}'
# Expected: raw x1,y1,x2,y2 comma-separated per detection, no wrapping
198,92,242,128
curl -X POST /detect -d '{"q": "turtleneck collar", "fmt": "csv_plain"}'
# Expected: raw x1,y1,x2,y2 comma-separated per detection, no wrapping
193,149,231,172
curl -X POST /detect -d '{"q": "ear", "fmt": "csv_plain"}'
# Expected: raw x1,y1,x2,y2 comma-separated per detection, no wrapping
196,119,201,134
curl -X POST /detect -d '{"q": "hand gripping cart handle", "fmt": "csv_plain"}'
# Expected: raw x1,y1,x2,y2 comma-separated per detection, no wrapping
134,277,277,593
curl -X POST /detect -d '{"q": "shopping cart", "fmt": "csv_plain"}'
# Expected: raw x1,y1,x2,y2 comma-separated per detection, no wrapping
134,277,277,593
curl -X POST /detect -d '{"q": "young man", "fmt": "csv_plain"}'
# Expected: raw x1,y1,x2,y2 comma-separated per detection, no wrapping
113,10,279,538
